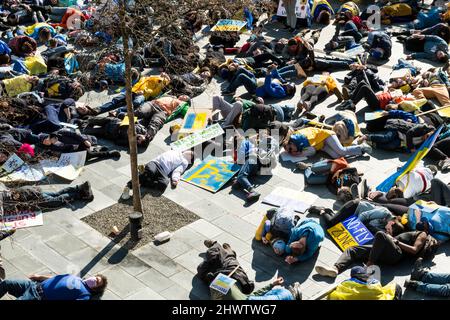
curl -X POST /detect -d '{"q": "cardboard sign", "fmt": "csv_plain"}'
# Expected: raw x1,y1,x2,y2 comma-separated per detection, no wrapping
277,0,309,18
1,153,24,173
209,273,236,295
182,156,240,193
0,210,43,230
365,111,386,121
262,186,318,213
211,19,247,32
171,124,224,152
0,164,45,182
327,215,374,251
41,151,86,181
177,112,209,139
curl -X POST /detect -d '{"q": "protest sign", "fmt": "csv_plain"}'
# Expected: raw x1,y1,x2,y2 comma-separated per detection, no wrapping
171,124,224,152
327,215,374,251
209,273,237,295
365,111,386,121
1,153,24,173
182,156,240,193
41,151,86,181
0,210,43,230
262,187,318,213
0,164,45,182
211,19,247,32
177,112,208,139
277,0,309,18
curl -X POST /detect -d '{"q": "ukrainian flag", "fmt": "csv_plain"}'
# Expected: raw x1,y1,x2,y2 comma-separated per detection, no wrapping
376,125,444,192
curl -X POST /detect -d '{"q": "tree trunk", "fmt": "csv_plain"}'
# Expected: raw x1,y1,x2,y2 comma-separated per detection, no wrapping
119,2,143,214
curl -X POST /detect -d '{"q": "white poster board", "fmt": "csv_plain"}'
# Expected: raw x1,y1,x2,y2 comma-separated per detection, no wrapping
0,164,45,182
277,0,309,18
0,210,43,230
41,151,86,181
1,153,24,173
171,124,224,152
262,186,318,213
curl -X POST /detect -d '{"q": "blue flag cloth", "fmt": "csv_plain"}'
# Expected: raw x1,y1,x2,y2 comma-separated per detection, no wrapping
244,7,253,30
376,125,444,192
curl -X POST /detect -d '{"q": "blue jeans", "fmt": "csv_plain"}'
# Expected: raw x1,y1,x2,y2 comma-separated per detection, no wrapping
39,186,80,208
98,93,145,114
341,21,362,42
236,160,259,191
271,104,295,122
277,65,297,79
226,68,257,93
305,160,332,185
368,130,401,150
0,279,41,300
417,272,450,297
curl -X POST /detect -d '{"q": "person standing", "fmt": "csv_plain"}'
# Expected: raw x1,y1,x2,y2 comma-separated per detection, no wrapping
284,0,298,32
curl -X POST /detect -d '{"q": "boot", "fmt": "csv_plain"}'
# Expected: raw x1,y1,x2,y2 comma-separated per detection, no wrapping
306,206,326,215
404,280,420,290
246,188,261,203
108,150,121,158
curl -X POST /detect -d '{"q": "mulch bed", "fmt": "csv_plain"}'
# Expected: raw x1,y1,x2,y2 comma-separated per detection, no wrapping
82,190,199,250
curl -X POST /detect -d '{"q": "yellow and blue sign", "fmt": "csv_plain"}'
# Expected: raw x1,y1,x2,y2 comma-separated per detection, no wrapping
327,215,374,251
182,156,240,193
211,19,247,32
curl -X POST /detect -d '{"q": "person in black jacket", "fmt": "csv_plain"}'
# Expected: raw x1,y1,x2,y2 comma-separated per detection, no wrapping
78,116,150,148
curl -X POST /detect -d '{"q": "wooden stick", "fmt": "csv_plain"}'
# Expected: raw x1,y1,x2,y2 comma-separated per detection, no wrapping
417,105,450,116
227,265,240,277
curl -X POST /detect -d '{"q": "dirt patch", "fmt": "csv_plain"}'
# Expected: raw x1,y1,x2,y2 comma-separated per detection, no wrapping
82,190,199,250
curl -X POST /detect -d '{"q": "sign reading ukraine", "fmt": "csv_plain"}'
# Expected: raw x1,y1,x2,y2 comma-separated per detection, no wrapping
211,19,247,32
182,156,240,193
327,215,374,251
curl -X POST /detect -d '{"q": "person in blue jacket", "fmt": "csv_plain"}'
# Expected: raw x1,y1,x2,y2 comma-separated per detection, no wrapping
284,218,325,264
222,65,297,99
404,34,449,63
409,6,446,30
0,273,108,300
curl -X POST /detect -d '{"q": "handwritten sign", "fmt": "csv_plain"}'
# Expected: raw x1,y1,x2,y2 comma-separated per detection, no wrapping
182,156,240,193
41,151,86,181
211,19,247,32
171,124,224,152
277,0,309,18
209,273,236,295
0,210,43,230
0,164,45,182
327,215,374,251
1,153,24,173
262,186,318,213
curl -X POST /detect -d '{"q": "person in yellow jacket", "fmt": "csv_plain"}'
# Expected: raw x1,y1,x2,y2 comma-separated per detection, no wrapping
0,75,39,97
381,3,415,25
132,72,171,100
282,126,371,159
328,266,402,300
298,72,343,113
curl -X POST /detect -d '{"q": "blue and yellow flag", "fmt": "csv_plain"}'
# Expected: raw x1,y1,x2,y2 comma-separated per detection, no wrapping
376,125,444,192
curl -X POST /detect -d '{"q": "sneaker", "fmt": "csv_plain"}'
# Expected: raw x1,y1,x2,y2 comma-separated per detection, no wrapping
246,190,261,203
359,179,369,199
404,279,419,290
315,265,338,278
360,143,372,155
121,187,131,200
350,183,360,200
288,282,303,300
108,150,121,158
307,205,326,215
296,162,310,171
410,258,426,281
0,228,16,241
438,159,450,172
79,181,94,202
204,239,215,248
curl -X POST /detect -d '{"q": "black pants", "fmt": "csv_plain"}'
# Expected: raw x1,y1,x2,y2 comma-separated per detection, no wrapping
314,57,355,71
335,231,403,273
323,199,359,228
301,85,328,110
127,161,169,191
82,117,116,137
428,137,450,161
430,178,450,207
250,52,283,68
351,82,380,110
371,196,410,216
135,103,167,140
86,150,115,161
